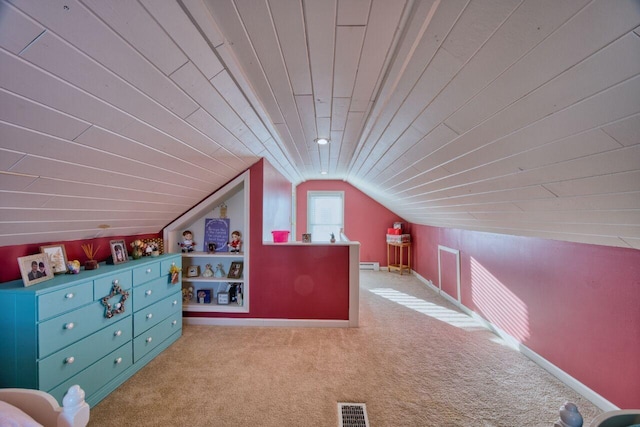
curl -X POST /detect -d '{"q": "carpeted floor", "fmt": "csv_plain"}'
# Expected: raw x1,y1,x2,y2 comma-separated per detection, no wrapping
89,271,601,426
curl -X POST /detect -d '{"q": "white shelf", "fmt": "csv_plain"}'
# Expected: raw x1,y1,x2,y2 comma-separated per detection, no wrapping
182,302,245,312
183,277,243,283
181,251,244,258
163,171,250,315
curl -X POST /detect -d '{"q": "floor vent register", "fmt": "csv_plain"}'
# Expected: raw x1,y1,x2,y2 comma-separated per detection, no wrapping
338,402,370,427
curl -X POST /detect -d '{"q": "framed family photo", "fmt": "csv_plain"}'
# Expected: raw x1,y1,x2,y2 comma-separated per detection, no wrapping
227,261,243,279
40,244,68,274
18,253,53,287
110,240,128,264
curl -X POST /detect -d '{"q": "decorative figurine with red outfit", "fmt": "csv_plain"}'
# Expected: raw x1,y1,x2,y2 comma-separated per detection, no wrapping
228,230,242,253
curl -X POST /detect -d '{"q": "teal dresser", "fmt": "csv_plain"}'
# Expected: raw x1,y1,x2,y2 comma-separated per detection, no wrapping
0,254,182,407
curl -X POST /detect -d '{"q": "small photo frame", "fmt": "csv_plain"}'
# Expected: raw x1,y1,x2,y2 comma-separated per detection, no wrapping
217,291,229,305
197,289,212,304
187,265,200,277
207,242,216,254
227,261,243,279
302,233,312,243
40,244,68,274
110,240,128,264
18,253,53,287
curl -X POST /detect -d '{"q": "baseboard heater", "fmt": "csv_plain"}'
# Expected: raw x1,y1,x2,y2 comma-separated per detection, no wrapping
359,262,380,271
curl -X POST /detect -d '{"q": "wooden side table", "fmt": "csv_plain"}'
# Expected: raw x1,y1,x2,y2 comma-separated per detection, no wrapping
387,241,411,275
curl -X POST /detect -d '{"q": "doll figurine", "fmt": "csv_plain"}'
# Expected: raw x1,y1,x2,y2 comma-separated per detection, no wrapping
179,230,196,252
228,230,242,253
202,264,214,277
214,263,226,278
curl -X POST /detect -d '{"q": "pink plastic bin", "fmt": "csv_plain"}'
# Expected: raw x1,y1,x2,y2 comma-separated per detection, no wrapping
271,230,290,243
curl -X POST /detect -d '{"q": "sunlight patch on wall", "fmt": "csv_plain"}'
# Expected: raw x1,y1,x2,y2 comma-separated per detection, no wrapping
369,288,487,331
470,257,530,342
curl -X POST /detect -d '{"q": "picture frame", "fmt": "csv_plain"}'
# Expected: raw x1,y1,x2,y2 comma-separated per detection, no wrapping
187,265,200,277
196,289,212,304
217,291,229,305
227,261,243,279
207,242,217,254
109,240,128,265
141,238,163,255
18,253,53,287
302,233,312,243
40,244,68,274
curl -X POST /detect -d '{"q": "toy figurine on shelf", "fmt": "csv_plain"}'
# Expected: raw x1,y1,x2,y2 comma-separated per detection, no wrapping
179,230,196,253
214,263,225,278
228,230,242,253
202,264,214,277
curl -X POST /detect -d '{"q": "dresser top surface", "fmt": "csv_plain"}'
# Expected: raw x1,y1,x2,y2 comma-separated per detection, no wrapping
0,254,180,294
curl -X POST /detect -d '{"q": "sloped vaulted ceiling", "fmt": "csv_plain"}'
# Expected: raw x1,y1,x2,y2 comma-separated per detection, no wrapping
0,0,639,249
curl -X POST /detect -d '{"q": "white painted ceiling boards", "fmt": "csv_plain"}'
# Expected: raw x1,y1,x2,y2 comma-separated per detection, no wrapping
0,0,639,249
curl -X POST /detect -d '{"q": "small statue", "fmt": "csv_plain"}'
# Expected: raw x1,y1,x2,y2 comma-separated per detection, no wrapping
67,260,81,274
179,230,196,253
228,230,242,253
330,232,336,243
214,263,225,278
202,263,214,277
182,286,194,303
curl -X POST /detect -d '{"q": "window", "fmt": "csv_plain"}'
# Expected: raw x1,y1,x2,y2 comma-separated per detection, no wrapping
307,191,344,242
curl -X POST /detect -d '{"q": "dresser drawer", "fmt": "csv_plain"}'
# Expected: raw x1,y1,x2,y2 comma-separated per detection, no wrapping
132,261,161,286
38,282,93,320
132,276,179,311
133,314,181,362
39,316,132,390
48,342,132,404
94,272,132,299
133,292,181,337
38,301,130,358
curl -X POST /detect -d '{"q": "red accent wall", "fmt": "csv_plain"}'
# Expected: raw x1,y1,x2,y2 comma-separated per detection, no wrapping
185,159,350,320
295,180,406,266
0,233,161,283
412,224,640,408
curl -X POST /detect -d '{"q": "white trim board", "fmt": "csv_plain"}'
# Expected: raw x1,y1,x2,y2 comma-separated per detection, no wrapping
183,317,350,328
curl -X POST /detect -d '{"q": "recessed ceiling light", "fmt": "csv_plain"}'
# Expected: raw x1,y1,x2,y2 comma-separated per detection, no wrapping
320,171,327,175
316,138,329,145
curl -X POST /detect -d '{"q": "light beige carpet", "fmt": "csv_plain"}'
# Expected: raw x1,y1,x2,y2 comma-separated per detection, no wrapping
89,271,601,426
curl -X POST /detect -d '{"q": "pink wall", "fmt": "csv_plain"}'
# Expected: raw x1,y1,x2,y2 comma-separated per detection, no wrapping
296,180,406,266
185,159,350,320
0,233,161,283
411,224,640,409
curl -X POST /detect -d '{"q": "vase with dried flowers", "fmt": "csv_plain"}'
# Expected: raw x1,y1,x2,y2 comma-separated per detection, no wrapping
81,243,100,270
130,240,145,260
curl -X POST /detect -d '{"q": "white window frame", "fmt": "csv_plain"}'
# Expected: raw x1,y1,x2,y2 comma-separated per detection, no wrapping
307,191,344,242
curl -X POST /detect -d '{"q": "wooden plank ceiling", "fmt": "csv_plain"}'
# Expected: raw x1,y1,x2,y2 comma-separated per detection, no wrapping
0,0,639,249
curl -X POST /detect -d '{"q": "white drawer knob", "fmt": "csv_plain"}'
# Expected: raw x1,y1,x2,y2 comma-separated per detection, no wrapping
145,290,152,296
115,357,122,364
172,300,177,305
146,268,152,274
64,322,74,330
65,293,74,299
114,330,122,337
65,356,75,364
146,337,152,343
113,279,119,285
172,320,177,326
146,313,153,319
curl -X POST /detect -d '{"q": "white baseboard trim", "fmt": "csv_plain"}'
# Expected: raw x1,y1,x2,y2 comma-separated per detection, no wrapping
183,317,350,328
412,272,618,412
